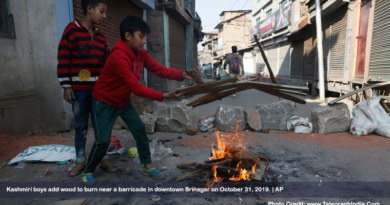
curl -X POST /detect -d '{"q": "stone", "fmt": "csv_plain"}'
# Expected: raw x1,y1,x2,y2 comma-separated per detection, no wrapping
170,102,199,135
140,114,158,134
311,103,350,133
114,117,128,130
246,109,262,131
215,105,246,132
155,101,199,135
255,100,297,130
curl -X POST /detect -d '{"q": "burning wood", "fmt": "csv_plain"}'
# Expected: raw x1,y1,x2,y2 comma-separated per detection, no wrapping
175,130,270,183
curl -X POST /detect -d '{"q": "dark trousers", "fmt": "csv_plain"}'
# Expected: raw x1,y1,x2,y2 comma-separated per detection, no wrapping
84,98,151,173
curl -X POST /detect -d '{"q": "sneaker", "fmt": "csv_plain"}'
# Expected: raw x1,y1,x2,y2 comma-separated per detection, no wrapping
81,172,97,186
143,168,166,180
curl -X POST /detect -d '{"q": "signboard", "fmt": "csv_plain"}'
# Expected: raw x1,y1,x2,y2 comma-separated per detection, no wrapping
251,3,292,42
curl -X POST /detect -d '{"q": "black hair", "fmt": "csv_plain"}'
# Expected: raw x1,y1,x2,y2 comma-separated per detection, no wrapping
81,0,107,16
232,46,238,53
120,15,151,41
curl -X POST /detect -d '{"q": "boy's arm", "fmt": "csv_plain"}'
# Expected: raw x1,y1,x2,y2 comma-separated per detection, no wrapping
57,26,73,89
240,56,244,74
111,51,165,102
223,54,230,69
144,52,184,81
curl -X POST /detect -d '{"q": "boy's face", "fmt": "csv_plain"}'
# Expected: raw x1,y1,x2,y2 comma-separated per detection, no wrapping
125,31,147,52
87,3,107,25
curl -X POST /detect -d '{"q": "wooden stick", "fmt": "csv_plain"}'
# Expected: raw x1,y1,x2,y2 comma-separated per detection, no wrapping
176,169,203,182
212,158,232,166
254,35,278,84
195,164,241,176
204,158,229,164
176,162,197,169
185,70,204,84
177,77,238,94
0,162,6,169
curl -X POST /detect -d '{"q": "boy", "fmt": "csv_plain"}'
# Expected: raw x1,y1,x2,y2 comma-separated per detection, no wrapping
81,15,199,186
223,46,244,97
57,0,117,177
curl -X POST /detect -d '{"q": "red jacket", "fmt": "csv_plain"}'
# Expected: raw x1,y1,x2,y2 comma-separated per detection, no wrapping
93,39,184,107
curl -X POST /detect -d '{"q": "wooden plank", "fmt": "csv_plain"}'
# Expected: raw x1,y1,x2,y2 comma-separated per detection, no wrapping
195,164,241,176
277,89,307,96
189,86,253,107
176,162,197,169
176,169,203,182
254,35,278,84
177,77,239,94
185,70,204,84
328,82,390,105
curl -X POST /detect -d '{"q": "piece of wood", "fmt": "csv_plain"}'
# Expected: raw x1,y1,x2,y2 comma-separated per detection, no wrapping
177,77,238,94
176,162,197,169
185,70,204,84
176,169,203,182
204,158,229,164
190,86,253,107
254,35,278,84
212,158,232,166
276,89,307,96
196,164,241,176
328,82,390,105
0,162,6,169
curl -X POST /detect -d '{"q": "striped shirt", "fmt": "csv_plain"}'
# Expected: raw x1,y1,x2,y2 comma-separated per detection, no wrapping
57,20,109,91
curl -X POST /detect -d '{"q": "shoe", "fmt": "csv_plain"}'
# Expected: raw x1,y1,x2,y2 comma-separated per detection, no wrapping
81,172,97,186
143,168,166,180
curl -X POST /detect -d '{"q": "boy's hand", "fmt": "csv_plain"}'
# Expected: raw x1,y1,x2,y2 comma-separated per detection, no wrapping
182,69,202,81
163,88,182,99
64,88,75,104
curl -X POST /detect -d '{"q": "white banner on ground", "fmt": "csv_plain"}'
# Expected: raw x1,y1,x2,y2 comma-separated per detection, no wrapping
8,145,76,165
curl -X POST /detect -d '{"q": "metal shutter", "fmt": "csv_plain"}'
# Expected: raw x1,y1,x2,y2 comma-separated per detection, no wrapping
278,41,291,77
168,13,186,70
369,0,390,81
303,25,317,82
290,40,304,80
328,4,348,81
73,0,143,49
267,46,278,76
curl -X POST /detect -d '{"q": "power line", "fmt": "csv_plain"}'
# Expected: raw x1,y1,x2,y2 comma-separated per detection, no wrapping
241,0,249,9
229,0,239,10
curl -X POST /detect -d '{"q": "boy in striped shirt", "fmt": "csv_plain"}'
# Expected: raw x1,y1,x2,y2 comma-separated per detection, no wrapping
57,0,117,177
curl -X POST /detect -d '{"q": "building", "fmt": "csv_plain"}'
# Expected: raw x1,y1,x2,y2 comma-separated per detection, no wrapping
214,10,252,68
0,0,202,135
146,0,203,92
200,31,218,67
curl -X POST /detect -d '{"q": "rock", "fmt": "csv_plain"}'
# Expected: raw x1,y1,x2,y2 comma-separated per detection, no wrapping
311,103,350,133
155,101,199,135
170,102,199,135
114,117,127,130
215,105,246,132
255,100,297,130
140,114,158,134
246,109,262,131
112,124,122,130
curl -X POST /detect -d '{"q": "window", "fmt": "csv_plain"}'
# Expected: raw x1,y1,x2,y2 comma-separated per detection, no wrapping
257,0,261,3
256,17,261,24
0,0,15,39
266,9,272,18
280,0,288,9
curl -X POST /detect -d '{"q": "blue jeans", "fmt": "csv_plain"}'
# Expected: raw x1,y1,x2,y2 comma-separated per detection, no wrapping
72,91,108,163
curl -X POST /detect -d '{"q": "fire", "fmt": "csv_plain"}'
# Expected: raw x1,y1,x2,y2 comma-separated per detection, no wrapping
210,127,257,182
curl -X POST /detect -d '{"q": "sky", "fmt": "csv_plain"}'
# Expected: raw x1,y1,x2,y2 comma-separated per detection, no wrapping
196,0,253,51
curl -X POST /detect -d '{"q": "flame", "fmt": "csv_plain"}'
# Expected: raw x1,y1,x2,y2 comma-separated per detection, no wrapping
210,123,258,182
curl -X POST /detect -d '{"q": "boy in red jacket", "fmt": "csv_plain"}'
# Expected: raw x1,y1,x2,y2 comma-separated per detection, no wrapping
57,0,117,177
82,15,199,186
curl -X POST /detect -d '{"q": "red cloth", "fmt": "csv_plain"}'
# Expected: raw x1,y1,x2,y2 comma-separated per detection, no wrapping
93,39,185,107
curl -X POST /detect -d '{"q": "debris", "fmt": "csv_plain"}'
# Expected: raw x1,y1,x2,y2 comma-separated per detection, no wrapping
176,169,203,182
44,168,51,176
15,162,26,169
0,162,6,169
134,140,172,164
55,199,87,205
57,161,70,165
256,100,298,131
287,116,313,133
199,116,215,132
107,136,126,155
258,194,264,200
150,195,161,202
125,168,133,173
8,145,76,165
238,197,243,204
215,105,246,132
259,128,269,133
177,162,197,169
160,167,167,171
350,91,390,138
311,103,350,133
128,147,138,158
246,109,262,131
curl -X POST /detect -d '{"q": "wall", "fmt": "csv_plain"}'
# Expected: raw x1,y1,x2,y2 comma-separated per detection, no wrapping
221,14,252,56
0,0,73,135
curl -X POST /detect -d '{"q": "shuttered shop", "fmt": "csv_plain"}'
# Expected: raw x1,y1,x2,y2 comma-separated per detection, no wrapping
168,14,186,70
328,4,348,81
73,0,143,48
369,0,390,81
290,40,304,80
